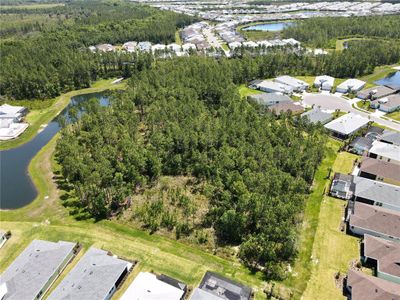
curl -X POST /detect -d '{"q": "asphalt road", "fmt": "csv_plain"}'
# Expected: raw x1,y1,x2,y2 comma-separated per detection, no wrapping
302,93,400,131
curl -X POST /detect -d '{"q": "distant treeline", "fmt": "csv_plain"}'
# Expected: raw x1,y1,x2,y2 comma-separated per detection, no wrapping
0,0,196,100
282,15,400,48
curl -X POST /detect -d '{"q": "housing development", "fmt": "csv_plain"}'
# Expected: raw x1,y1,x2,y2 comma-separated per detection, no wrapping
0,0,400,300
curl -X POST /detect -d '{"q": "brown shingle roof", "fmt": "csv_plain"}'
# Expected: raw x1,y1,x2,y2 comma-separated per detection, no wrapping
349,202,400,239
347,270,400,300
363,235,400,278
268,102,304,116
359,157,400,184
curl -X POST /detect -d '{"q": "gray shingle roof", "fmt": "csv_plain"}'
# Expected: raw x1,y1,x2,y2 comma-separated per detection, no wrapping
248,93,292,107
380,129,400,146
324,113,370,135
301,108,332,124
353,176,400,208
369,140,400,162
357,86,397,99
48,247,131,300
0,240,76,300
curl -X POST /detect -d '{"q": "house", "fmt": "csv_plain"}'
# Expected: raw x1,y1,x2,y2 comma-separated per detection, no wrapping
375,94,400,113
368,140,400,165
324,113,370,139
268,102,304,116
120,272,186,300
0,240,77,300
0,104,27,128
364,126,384,141
353,176,400,212
361,235,400,284
190,271,252,300
248,93,292,107
379,129,400,146
314,75,335,91
346,270,400,299
347,202,400,241
358,157,400,186
152,44,166,53
349,136,373,155
95,44,115,52
182,43,196,52
301,108,333,124
48,247,133,300
122,41,137,53
242,41,258,48
357,85,397,100
228,42,242,50
167,43,182,53
336,79,366,93
330,173,354,200
274,75,309,92
138,42,152,52
251,80,293,94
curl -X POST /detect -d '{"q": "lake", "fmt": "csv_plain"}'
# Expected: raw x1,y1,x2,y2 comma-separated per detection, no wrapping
243,22,294,32
0,92,110,209
375,71,400,90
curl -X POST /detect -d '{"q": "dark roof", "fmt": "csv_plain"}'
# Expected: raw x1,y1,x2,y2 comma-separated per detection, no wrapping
268,102,304,115
301,108,332,124
367,126,385,135
357,86,397,99
350,136,373,150
349,202,400,238
248,93,292,106
353,176,400,207
347,270,400,299
249,79,263,86
380,129,400,146
197,271,252,300
157,274,187,291
380,94,400,110
332,173,354,193
359,157,400,183
363,235,400,278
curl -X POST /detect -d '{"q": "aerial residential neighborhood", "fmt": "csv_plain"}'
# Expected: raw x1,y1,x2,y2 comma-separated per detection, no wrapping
1,0,400,299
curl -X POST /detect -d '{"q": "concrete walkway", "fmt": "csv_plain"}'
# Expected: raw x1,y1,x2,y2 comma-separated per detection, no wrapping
302,93,400,131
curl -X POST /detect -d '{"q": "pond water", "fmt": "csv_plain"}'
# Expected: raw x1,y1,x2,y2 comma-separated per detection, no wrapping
0,92,110,209
375,71,400,90
243,22,294,32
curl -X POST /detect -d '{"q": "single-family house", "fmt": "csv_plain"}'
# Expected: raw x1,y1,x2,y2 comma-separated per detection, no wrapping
95,44,115,52
375,94,400,113
48,247,133,300
358,157,400,186
330,173,354,200
228,42,242,50
314,75,335,91
138,42,152,52
364,126,384,141
357,85,397,100
248,93,292,107
353,176,400,212
368,140,400,165
301,108,333,124
346,269,400,300
268,102,304,116
336,79,366,93
251,80,294,94
152,44,166,53
167,43,182,53
0,240,77,300
182,43,196,52
0,104,27,128
242,41,258,48
324,113,370,139
274,75,309,92
361,235,400,284
122,41,137,53
349,136,373,155
120,272,186,300
190,271,252,300
347,201,400,241
379,129,400,146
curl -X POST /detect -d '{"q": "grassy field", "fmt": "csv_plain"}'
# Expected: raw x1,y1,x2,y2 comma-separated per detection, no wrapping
175,30,182,45
238,84,263,98
0,78,124,151
302,152,368,300
0,3,64,9
360,65,398,87
386,110,400,121
275,139,342,299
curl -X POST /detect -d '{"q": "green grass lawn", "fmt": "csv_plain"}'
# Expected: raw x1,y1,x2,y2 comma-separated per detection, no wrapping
356,100,375,112
0,78,124,151
175,30,182,45
386,110,400,122
360,65,398,87
238,84,263,98
295,76,315,86
302,151,365,300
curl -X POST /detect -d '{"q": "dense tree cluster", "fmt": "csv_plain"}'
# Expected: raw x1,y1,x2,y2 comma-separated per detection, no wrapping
56,57,326,278
0,0,195,100
282,15,400,48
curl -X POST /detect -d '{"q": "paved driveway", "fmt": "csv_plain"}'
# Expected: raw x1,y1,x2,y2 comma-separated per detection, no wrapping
302,93,400,131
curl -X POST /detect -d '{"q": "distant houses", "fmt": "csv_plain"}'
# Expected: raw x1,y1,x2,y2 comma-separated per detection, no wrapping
191,271,252,300
0,240,77,300
357,85,397,100
250,80,293,94
274,75,309,92
314,75,335,91
347,202,400,241
0,104,28,140
324,113,370,139
248,93,292,107
120,272,187,300
48,247,133,300
336,79,366,93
